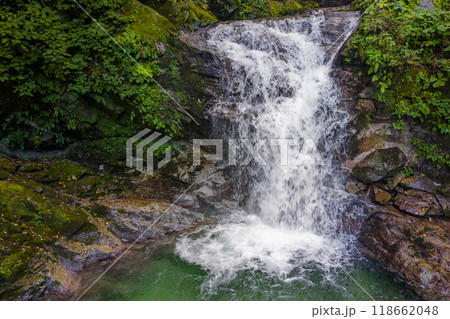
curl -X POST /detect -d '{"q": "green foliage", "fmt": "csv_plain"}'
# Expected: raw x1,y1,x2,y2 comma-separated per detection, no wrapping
350,1,449,131
145,0,218,29
209,0,312,20
349,0,450,168
434,0,450,10
412,138,450,169
0,0,184,149
401,167,414,178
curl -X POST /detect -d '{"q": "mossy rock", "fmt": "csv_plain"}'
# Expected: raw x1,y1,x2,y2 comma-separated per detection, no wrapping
0,249,33,282
67,137,129,169
124,0,178,40
0,170,9,180
209,0,314,20
144,0,218,29
0,181,88,237
266,0,309,17
26,160,91,185
0,157,19,174
20,162,44,173
353,147,408,184
68,100,137,140
0,180,91,282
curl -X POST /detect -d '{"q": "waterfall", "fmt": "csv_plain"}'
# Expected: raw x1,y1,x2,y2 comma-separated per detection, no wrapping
176,11,363,292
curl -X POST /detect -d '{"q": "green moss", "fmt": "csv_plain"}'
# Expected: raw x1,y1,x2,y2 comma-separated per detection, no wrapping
0,250,32,281
434,0,450,10
47,160,90,182
123,0,177,42
0,180,88,236
209,0,315,20
89,203,109,219
266,0,307,17
0,157,19,174
69,101,137,140
68,137,129,168
20,162,44,173
0,170,9,180
0,178,96,283
147,0,218,29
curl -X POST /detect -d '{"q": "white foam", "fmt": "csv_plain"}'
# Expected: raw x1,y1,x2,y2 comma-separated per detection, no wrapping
176,12,361,289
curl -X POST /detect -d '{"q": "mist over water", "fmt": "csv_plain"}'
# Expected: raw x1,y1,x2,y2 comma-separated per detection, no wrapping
176,12,365,293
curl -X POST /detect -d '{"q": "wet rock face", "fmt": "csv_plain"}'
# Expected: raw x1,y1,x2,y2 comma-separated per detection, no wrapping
360,206,450,300
333,43,450,300
352,147,407,183
99,199,204,242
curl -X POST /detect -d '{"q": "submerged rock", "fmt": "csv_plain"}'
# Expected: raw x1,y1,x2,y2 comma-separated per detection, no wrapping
352,147,407,183
360,205,450,300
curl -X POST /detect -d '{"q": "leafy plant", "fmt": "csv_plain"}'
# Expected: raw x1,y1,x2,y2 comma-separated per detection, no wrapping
412,138,450,169
349,0,450,168
401,167,414,178
0,0,185,149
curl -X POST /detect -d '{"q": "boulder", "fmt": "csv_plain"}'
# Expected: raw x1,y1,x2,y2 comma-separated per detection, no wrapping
345,122,418,170
356,99,375,112
436,195,450,217
419,0,435,9
353,147,407,183
360,205,450,300
174,194,198,208
371,186,392,205
400,174,439,194
387,172,405,191
394,189,443,217
99,199,204,241
345,182,361,194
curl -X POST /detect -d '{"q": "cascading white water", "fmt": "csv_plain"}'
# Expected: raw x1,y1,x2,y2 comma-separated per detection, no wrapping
176,11,363,291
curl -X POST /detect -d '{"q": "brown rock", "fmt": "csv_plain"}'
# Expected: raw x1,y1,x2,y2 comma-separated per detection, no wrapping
346,182,361,194
400,174,439,194
353,147,407,183
356,99,375,112
372,186,392,205
394,189,443,217
360,206,450,300
358,87,370,99
436,195,450,218
387,173,405,191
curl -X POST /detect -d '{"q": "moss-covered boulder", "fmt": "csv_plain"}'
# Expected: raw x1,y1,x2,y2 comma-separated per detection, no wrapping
143,0,218,29
0,180,90,285
353,147,407,183
123,0,178,42
209,0,315,20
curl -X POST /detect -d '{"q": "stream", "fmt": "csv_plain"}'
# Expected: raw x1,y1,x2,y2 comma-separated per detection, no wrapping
78,10,418,301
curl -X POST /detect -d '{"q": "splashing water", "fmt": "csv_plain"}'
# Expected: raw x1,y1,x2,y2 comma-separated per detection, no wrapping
76,12,417,301
176,11,365,294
